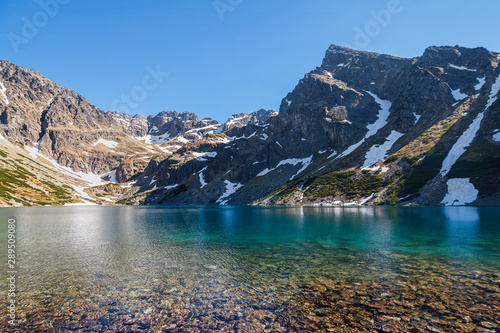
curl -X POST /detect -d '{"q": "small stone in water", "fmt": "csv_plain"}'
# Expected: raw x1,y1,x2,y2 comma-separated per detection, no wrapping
204,264,218,270
480,321,498,328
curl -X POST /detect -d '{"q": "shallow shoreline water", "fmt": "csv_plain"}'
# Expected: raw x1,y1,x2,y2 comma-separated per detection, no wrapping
0,206,499,332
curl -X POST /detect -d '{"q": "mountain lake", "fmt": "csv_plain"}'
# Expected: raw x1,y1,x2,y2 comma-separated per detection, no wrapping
0,206,499,332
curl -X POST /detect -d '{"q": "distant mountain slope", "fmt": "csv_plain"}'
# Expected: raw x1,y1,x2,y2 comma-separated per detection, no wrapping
0,59,277,206
1,45,499,207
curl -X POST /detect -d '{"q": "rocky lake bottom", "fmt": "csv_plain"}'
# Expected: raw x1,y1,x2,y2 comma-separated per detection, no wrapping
0,206,499,332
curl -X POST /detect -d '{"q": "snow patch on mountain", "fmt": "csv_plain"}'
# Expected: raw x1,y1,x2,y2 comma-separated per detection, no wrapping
186,124,221,136
25,145,40,159
290,155,313,180
71,171,106,187
334,92,392,160
199,167,208,188
451,88,468,101
150,135,171,145
162,184,178,191
413,112,421,124
327,151,338,159
226,131,257,142
365,165,390,173
441,178,478,206
257,156,313,178
194,151,217,162
24,144,108,187
71,186,95,201
0,81,9,105
440,112,484,176
94,139,119,149
137,134,171,145
486,74,500,110
102,170,118,183
448,64,476,72
217,181,243,205
225,116,246,127
213,125,224,134
475,76,486,91
115,116,131,128
362,131,403,168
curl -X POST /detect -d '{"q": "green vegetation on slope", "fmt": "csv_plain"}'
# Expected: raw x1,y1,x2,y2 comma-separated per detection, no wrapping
305,170,385,200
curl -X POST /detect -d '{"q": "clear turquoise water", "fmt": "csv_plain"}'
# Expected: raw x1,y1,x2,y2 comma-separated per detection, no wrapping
0,206,499,331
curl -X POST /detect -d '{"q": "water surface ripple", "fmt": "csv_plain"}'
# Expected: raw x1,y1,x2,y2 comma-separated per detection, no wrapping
0,206,499,332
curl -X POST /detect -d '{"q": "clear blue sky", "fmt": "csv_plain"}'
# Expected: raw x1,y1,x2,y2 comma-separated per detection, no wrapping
1,0,499,122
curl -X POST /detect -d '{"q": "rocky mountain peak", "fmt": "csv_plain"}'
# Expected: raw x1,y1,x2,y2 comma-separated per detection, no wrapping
418,45,494,69
223,109,277,131
146,111,218,139
323,44,409,68
1,45,500,207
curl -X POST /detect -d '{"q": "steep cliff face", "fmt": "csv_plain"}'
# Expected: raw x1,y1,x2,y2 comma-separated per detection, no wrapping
265,45,500,207
0,59,150,179
138,45,499,207
1,45,499,207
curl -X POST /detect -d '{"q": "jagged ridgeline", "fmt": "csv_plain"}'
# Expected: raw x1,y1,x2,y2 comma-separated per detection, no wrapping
1,45,499,207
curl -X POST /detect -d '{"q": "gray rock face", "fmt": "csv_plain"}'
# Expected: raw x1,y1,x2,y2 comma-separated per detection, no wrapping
325,106,348,122
141,45,500,207
1,44,500,207
147,111,219,140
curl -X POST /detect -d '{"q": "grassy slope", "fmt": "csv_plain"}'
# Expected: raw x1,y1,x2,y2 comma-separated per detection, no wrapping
0,142,78,206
